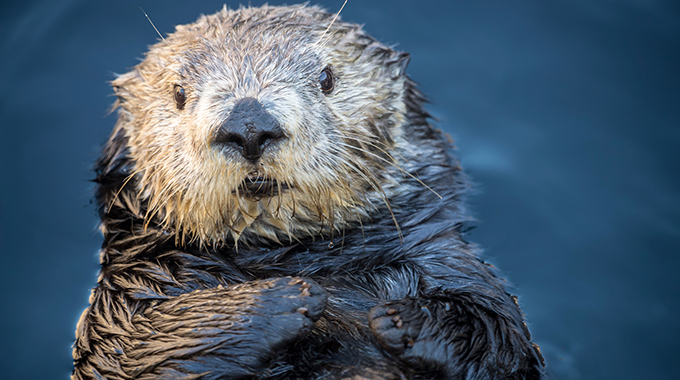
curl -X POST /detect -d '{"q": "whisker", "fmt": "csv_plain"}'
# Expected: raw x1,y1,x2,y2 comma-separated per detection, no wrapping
342,130,417,175
337,138,442,199
315,0,348,46
106,161,164,214
140,7,179,56
327,146,403,242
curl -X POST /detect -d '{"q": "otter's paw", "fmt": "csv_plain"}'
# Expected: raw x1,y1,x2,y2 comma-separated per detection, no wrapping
254,277,327,348
369,299,449,368
369,299,428,356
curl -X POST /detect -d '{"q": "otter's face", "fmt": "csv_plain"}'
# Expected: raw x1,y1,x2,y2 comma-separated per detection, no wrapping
111,5,411,246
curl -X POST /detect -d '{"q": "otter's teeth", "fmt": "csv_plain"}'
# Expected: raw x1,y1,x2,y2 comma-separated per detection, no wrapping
247,171,264,182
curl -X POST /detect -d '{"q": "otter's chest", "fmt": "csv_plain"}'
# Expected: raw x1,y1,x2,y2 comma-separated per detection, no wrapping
229,243,420,322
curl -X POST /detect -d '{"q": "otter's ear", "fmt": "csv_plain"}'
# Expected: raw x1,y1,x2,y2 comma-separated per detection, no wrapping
112,71,143,104
386,51,410,79
362,42,410,79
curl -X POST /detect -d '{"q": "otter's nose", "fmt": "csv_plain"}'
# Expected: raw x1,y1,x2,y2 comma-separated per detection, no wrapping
213,98,285,162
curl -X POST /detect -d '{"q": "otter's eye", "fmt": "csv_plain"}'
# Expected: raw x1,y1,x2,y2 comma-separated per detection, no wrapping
174,85,186,110
319,68,334,94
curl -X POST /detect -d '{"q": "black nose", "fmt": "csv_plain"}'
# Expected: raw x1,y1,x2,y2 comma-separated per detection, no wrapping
213,98,285,162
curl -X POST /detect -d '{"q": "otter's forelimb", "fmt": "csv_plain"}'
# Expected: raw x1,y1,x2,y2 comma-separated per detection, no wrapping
369,286,544,379
73,277,326,380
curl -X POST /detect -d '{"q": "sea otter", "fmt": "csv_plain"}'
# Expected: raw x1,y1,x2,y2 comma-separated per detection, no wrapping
72,4,544,379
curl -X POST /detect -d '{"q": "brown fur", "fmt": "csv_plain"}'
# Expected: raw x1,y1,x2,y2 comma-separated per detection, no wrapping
73,5,545,379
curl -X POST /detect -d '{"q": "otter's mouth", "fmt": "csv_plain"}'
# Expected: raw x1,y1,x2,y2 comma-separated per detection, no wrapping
238,172,289,199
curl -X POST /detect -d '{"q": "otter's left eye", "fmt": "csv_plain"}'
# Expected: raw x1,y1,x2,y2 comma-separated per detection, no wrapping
319,68,334,94
174,85,186,110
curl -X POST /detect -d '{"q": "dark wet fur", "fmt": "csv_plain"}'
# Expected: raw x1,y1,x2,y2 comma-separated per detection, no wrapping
73,76,544,379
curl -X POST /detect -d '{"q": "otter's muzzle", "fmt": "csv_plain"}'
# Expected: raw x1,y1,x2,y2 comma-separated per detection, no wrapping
213,98,285,162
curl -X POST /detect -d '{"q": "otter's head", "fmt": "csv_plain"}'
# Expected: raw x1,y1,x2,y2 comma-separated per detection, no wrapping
107,5,413,247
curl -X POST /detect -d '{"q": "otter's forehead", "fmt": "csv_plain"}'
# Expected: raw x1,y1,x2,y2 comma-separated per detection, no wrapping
151,5,341,83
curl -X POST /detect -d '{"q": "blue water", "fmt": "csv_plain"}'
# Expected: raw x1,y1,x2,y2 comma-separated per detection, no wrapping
1,1,678,379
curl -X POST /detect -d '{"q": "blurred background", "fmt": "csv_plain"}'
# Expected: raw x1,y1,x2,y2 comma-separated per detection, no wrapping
1,1,678,379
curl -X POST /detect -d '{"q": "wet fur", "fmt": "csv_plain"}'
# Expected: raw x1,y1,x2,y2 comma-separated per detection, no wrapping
73,4,544,379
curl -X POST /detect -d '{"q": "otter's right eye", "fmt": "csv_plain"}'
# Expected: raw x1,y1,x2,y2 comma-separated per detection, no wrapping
174,85,187,110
